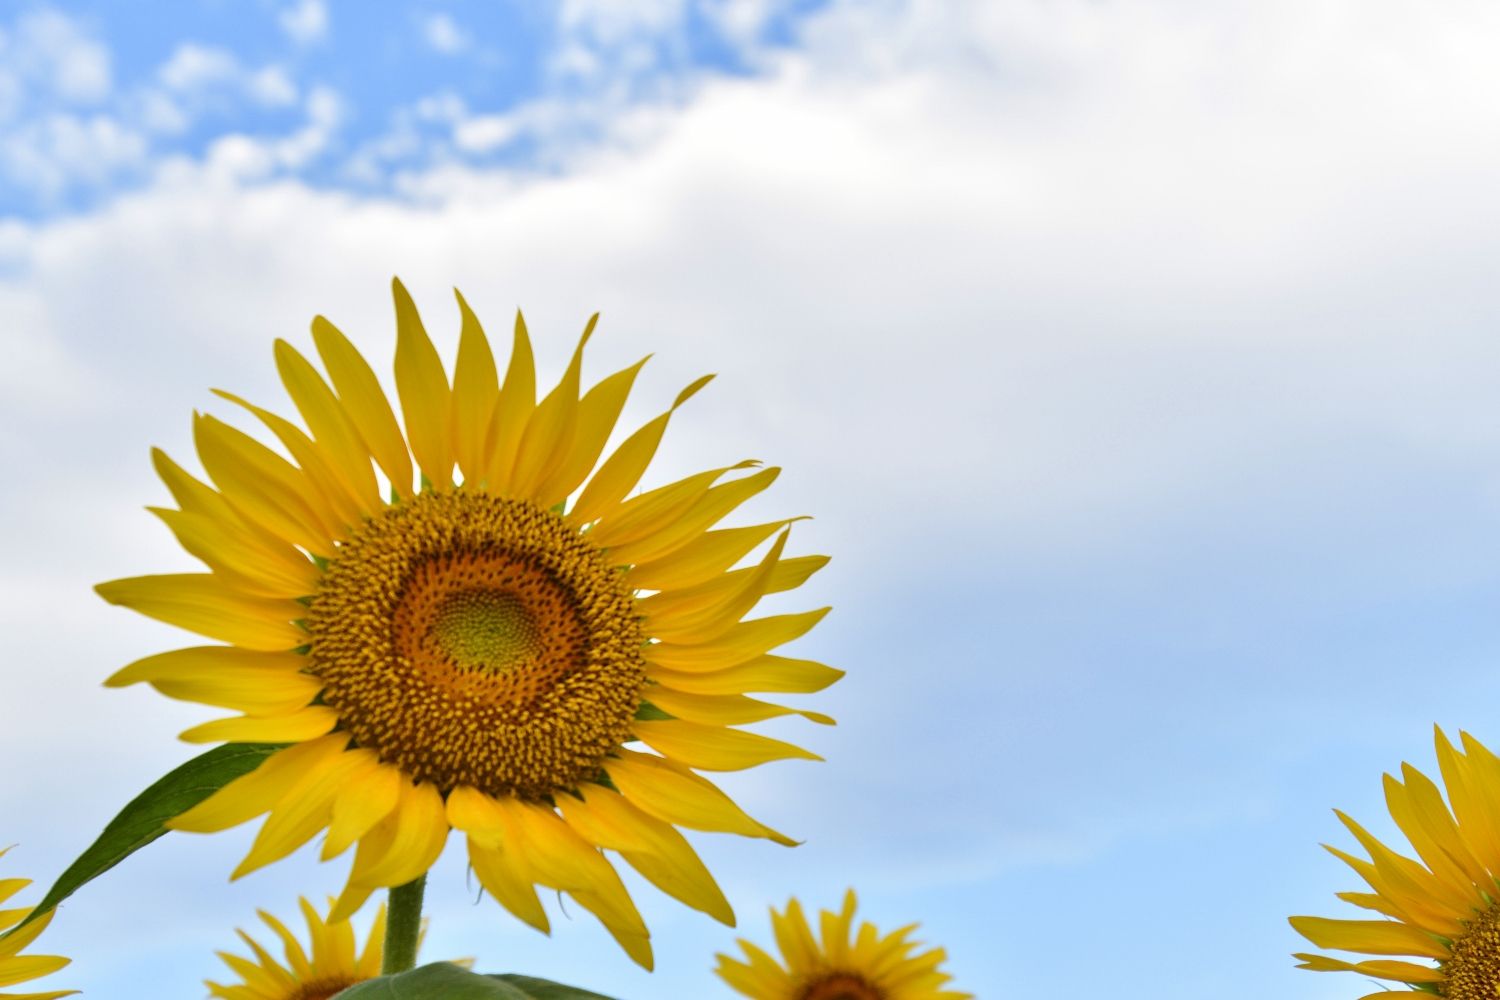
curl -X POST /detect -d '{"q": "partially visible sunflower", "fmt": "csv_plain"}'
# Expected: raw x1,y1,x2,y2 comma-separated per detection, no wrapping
100,279,840,968
715,891,970,1000
1290,726,1500,998
0,849,76,1000
207,897,385,1000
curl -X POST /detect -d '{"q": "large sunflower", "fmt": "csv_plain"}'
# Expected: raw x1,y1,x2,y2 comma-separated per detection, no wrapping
99,279,839,968
207,897,386,1000
1290,727,1500,997
714,890,970,1000
0,850,76,1000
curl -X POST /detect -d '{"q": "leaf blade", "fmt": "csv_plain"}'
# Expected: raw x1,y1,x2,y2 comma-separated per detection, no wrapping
2,742,286,935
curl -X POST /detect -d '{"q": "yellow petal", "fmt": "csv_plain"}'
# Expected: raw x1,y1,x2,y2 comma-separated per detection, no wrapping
0,955,69,987
642,687,835,727
106,646,320,716
466,837,549,933
323,758,403,860
391,277,454,486
168,735,347,833
589,462,756,551
179,705,339,744
480,310,536,492
535,355,649,508
607,467,781,568
646,608,831,672
233,748,364,878
605,748,796,846
450,289,500,485
193,413,338,555
569,374,714,525
311,315,414,497
643,532,807,645
632,720,822,771
95,573,305,651
648,654,845,696
353,780,450,888
150,506,319,598
627,519,805,592
494,797,652,970
507,316,594,501
272,339,383,512
212,388,368,534
1292,951,1442,982
560,785,733,925
1287,915,1448,958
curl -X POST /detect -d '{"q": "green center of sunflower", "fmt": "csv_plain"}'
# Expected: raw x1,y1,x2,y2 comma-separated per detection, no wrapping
432,589,542,672
799,974,886,1000
1444,902,1500,999
307,491,646,800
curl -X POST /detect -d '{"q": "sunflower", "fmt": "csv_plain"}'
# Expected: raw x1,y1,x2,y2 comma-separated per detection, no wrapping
715,890,970,1000
99,279,839,969
0,850,76,1000
1289,727,1500,997
207,897,386,1000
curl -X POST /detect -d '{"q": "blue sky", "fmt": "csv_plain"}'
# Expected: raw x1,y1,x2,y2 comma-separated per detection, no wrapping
6,1,1500,997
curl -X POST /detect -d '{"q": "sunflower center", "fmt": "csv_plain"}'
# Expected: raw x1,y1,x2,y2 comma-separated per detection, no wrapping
308,491,646,800
1444,902,1500,999
798,973,887,1000
432,589,541,671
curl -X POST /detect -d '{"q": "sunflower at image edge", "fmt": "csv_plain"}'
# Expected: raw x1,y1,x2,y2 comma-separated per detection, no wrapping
98,279,841,968
715,890,970,1000
0,849,76,1000
207,897,389,1000
1289,726,1500,998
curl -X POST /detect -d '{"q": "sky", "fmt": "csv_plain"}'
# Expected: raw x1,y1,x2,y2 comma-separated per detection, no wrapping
4,0,1500,997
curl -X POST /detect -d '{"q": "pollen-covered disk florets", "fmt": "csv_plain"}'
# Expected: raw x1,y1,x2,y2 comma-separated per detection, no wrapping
309,490,646,799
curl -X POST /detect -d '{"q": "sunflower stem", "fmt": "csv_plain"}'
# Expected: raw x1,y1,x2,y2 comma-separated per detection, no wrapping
382,875,426,975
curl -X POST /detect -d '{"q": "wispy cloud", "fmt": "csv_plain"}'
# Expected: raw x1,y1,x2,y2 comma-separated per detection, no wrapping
421,12,468,54
277,0,328,45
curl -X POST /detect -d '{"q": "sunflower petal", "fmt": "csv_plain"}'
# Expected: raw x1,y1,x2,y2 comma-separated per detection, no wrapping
570,374,714,525
606,748,797,846
391,277,454,486
450,289,500,485
311,315,414,497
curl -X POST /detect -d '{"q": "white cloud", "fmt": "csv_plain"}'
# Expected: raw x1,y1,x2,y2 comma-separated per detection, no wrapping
278,0,329,44
158,43,239,92
0,9,111,120
247,65,298,107
1,112,146,197
422,12,468,54
453,113,517,153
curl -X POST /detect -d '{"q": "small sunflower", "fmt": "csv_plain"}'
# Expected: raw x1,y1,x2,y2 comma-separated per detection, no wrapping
100,279,840,968
207,897,385,1000
0,850,76,1000
715,890,970,1000
1290,726,1500,997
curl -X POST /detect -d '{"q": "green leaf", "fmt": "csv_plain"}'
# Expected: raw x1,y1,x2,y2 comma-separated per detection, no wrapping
2,742,285,936
330,965,624,1000
490,975,621,999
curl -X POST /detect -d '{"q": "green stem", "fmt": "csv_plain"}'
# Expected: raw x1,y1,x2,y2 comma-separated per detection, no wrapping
381,875,426,975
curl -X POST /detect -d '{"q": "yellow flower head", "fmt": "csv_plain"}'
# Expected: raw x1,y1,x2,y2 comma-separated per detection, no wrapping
207,897,385,1000
99,280,840,968
1290,727,1500,997
715,890,971,1000
0,850,76,1000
